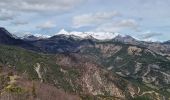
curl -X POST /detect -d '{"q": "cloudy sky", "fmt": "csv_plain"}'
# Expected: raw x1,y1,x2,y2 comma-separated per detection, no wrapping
0,0,170,41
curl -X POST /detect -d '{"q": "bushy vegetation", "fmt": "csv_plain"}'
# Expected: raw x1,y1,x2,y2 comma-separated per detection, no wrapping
0,44,82,94
133,96,151,100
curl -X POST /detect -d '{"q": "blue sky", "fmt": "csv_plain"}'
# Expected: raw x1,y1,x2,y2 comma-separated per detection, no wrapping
0,0,170,41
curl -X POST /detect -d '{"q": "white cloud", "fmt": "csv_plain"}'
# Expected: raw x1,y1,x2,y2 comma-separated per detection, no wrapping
117,19,138,28
0,0,84,13
138,31,162,41
0,9,15,21
73,11,120,28
36,21,56,30
95,19,138,32
11,20,28,25
95,23,121,32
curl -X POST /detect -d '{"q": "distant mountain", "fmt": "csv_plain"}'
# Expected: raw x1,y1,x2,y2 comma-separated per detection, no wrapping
23,34,50,41
0,27,40,51
23,34,40,41
2,27,170,56
0,27,168,56
163,40,170,44
55,29,147,45
113,35,140,44
29,34,95,53
11,33,20,39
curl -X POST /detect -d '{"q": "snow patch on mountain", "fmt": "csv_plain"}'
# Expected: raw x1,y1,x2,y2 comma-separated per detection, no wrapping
22,33,50,40
34,34,51,38
57,29,120,40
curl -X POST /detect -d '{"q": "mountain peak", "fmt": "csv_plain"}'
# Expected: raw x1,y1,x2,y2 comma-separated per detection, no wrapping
58,29,69,35
113,34,140,45
0,27,4,29
0,27,24,45
0,27,13,37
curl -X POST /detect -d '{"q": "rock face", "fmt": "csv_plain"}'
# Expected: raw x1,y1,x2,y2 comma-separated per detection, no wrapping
127,46,142,55
34,63,43,82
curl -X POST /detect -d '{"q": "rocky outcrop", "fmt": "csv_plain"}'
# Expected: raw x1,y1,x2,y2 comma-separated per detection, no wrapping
127,46,142,56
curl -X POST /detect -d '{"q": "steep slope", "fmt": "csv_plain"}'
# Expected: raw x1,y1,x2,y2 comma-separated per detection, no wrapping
79,41,170,98
0,44,166,99
0,27,27,45
0,27,22,45
0,27,40,51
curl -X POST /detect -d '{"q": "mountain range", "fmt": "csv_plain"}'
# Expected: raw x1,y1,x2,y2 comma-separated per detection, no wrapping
0,27,170,100
18,28,170,56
